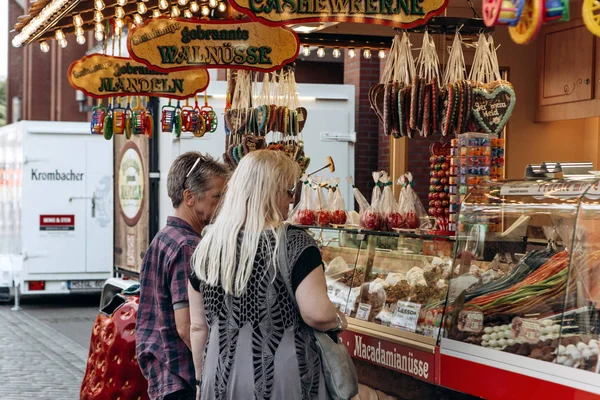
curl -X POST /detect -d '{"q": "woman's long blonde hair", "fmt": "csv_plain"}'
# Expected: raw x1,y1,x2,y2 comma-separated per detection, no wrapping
192,150,300,296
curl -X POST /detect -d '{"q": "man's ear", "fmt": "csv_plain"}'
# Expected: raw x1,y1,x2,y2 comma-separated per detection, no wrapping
183,189,196,206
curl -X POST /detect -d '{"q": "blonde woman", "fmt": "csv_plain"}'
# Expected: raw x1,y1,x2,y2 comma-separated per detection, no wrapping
188,150,347,400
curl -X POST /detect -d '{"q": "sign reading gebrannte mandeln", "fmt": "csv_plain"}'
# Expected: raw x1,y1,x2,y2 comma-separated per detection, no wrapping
127,17,300,73
68,54,209,99
230,0,448,28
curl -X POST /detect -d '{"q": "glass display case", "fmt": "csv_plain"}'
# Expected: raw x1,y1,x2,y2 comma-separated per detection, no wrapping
444,179,600,374
307,226,454,343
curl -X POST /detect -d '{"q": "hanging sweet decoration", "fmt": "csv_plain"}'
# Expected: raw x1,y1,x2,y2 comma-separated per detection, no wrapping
583,0,600,37
414,32,441,137
132,97,154,138
469,35,516,136
222,68,310,172
373,33,417,138
428,141,452,233
161,98,182,137
483,0,569,44
181,98,206,137
483,0,525,27
441,30,472,136
198,92,218,133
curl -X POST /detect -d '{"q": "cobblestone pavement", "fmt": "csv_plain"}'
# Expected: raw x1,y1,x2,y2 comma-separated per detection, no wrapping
0,307,89,399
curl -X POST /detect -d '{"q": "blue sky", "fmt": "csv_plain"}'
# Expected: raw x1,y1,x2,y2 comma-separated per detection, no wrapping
1,3,7,79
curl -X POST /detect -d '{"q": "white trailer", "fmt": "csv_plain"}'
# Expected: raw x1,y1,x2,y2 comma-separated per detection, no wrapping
0,121,113,302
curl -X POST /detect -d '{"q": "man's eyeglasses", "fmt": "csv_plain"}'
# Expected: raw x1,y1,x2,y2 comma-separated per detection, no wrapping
182,157,203,192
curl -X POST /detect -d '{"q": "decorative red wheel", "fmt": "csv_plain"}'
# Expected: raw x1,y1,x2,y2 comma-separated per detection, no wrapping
483,0,502,26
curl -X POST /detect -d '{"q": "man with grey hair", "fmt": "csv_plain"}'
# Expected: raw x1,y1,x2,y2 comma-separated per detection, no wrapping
136,152,229,400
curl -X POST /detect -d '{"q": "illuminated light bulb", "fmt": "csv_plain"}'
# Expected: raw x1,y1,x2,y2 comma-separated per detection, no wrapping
115,25,122,35
40,40,50,53
75,27,84,37
190,1,199,11
201,5,210,15
55,29,65,41
171,5,181,17
94,0,105,10
137,1,148,13
73,14,83,27
363,48,371,59
347,48,355,58
378,49,385,59
116,18,125,28
153,9,162,17
94,10,103,22
184,9,192,17
317,46,325,58
95,22,104,32
302,45,310,56
332,47,341,58
134,13,144,24
76,35,86,45
117,0,127,5
59,38,68,48
115,6,125,18
159,0,169,9
95,30,104,41
209,0,218,8
218,1,226,11
178,0,189,4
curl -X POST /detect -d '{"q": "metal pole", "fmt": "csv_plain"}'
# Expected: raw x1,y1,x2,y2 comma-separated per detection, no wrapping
11,282,21,311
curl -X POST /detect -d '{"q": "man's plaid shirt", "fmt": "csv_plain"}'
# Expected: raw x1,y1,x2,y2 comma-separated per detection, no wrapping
136,217,200,400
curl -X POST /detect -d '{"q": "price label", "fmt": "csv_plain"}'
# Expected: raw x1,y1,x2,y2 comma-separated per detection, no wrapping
355,303,372,321
458,310,484,333
512,317,541,344
390,301,421,332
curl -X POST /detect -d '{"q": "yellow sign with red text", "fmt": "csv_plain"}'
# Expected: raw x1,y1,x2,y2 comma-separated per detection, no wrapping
127,17,300,73
230,0,448,28
68,53,209,100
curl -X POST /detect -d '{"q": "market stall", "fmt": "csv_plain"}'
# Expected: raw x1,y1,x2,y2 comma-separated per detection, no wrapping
10,0,600,398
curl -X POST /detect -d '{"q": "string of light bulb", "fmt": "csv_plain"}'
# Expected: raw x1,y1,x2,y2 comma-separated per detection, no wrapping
19,0,230,51
301,45,386,60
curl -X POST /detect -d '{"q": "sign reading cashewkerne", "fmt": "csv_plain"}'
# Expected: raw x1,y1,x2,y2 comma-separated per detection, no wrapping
230,0,448,28
68,54,209,100
127,17,300,73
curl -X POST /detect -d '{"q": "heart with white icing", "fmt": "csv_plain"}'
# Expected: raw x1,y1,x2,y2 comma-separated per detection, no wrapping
471,82,516,135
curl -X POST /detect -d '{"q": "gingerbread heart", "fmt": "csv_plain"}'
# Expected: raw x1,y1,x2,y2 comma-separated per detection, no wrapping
268,105,278,133
226,144,237,167
296,107,307,133
225,108,250,136
255,105,268,135
471,82,516,135
242,135,266,154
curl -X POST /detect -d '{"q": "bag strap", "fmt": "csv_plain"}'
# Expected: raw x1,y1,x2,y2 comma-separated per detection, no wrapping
278,224,299,309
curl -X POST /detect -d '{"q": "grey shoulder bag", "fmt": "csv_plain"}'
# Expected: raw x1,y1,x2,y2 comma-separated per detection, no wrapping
278,226,359,400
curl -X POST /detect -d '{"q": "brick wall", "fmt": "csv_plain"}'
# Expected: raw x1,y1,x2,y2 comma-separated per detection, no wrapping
8,0,87,123
378,54,390,172
295,61,344,84
344,56,381,197
7,0,23,124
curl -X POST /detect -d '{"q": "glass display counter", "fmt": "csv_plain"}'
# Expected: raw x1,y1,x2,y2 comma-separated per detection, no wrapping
307,227,454,342
440,179,600,399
